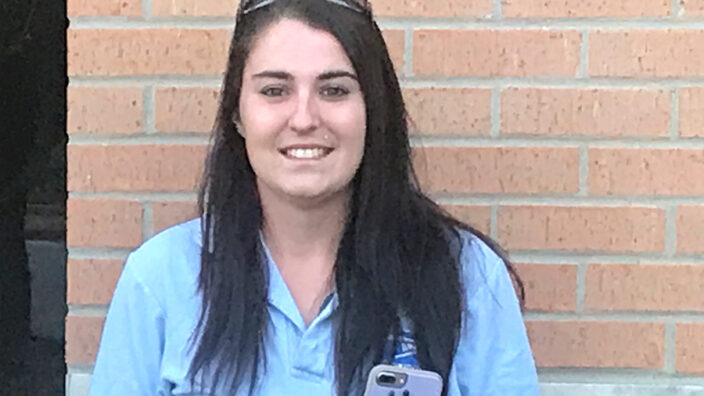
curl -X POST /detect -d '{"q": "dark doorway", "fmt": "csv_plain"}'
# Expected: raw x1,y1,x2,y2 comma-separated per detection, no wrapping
1,1,67,394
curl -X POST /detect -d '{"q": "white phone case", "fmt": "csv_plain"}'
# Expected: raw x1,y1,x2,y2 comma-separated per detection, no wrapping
363,364,443,396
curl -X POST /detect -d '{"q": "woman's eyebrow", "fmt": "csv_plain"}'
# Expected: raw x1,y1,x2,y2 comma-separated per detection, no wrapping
252,70,292,80
318,70,358,81
250,69,358,81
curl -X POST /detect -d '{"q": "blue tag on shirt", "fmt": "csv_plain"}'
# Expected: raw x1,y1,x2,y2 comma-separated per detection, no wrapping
382,318,419,367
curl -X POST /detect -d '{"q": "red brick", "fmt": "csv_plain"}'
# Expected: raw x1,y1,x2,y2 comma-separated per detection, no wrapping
498,206,666,253
527,321,665,369
65,316,104,365
677,206,704,254
501,88,670,137
589,148,704,196
414,30,580,77
67,29,230,77
68,0,141,16
586,264,704,312
67,259,125,305
503,0,669,18
381,30,405,74
153,0,238,16
405,88,491,136
153,201,199,234
677,323,704,374
68,87,144,134
67,199,143,248
372,0,492,18
517,263,577,312
414,147,579,195
679,87,704,137
67,145,207,192
442,205,492,235
682,0,704,16
155,87,219,133
590,30,704,78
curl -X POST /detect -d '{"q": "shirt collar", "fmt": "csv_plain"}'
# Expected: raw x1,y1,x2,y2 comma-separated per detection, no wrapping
259,232,339,332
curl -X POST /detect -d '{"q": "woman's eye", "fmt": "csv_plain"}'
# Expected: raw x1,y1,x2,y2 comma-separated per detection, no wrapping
261,87,286,97
321,86,349,98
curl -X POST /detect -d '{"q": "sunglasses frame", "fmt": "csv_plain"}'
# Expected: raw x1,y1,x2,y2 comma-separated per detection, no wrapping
238,0,371,17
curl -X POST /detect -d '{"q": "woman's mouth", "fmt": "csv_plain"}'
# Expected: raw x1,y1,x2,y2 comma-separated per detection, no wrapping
280,146,333,160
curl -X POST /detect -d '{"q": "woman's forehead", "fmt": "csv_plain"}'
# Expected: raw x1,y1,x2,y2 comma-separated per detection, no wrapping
244,18,355,75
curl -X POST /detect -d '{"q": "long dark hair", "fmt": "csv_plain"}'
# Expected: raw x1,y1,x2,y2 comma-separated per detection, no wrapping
190,0,524,395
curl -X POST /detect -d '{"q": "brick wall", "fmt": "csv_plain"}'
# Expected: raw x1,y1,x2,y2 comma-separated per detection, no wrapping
65,0,704,394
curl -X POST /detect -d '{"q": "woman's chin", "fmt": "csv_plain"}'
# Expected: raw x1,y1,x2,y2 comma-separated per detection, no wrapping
280,184,349,206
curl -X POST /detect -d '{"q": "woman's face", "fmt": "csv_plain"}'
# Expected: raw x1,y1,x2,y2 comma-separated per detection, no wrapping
239,18,366,206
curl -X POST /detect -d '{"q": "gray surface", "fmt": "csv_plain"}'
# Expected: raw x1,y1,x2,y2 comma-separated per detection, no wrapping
1,337,65,395
27,240,66,341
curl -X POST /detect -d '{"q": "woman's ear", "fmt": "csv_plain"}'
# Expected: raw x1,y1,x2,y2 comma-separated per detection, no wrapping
232,114,245,138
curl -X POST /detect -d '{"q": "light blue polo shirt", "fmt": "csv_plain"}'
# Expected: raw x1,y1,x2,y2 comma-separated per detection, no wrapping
89,218,539,395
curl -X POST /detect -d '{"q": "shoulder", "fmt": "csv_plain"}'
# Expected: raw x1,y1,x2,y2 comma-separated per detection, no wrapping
122,218,203,307
454,229,512,305
127,217,202,272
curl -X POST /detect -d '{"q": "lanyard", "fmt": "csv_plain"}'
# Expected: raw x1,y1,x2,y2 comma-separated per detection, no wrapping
381,318,419,367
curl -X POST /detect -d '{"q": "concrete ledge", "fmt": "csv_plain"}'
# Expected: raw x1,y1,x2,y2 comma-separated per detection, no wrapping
65,376,704,396
67,373,91,396
541,383,704,396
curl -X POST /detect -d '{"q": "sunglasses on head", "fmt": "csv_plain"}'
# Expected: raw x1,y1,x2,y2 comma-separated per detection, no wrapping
238,0,371,16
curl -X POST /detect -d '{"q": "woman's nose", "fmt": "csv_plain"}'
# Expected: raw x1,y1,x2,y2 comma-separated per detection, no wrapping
288,90,320,134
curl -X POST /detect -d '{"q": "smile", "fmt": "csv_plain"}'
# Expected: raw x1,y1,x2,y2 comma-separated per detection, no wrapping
280,147,333,160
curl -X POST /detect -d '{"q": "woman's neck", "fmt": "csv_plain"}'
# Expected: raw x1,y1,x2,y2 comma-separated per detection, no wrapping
259,189,349,262
258,186,350,326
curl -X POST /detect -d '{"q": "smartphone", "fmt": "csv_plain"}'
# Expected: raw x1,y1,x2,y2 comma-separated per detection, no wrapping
363,364,443,396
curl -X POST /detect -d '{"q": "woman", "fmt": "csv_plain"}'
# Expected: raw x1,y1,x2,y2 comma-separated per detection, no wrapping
89,0,539,395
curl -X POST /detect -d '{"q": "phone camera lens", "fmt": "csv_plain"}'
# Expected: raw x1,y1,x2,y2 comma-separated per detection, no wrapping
378,373,396,385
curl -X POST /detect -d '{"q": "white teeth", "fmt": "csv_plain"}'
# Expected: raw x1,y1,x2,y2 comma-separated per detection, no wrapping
285,148,327,159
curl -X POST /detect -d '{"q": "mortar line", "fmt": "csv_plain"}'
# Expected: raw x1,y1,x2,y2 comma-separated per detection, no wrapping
69,134,210,145
525,311,704,322
665,321,677,374
433,194,704,206
143,201,155,239
510,253,704,266
67,248,132,259
143,0,154,19
69,17,704,30
144,85,156,134
492,0,502,19
70,76,223,86
673,0,685,18
578,146,589,196
403,29,414,77
400,78,704,89
70,191,198,201
576,261,587,312
69,75,704,88
578,30,590,78
67,364,95,374
68,132,704,147
490,206,499,240
670,87,680,140
67,305,109,317
408,135,704,148
490,87,501,138
665,206,678,256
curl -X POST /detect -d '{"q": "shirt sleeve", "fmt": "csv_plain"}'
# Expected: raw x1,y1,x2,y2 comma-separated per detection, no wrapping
89,253,166,396
453,238,540,396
